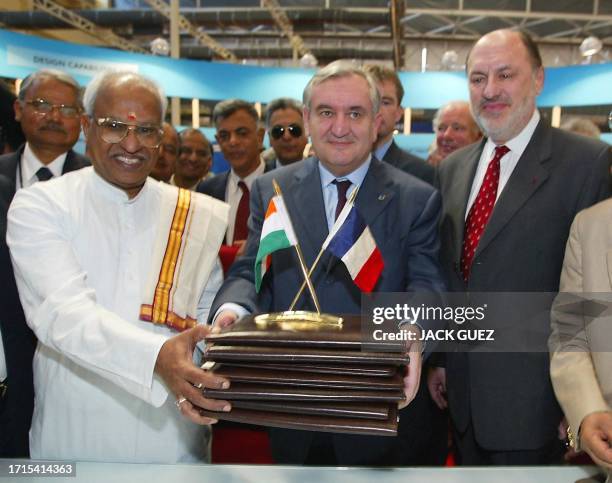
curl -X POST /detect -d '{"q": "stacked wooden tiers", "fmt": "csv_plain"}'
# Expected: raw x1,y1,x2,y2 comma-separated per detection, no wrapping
201,314,408,436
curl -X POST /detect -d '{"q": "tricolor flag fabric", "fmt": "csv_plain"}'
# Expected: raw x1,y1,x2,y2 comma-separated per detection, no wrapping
254,195,298,291
322,201,384,293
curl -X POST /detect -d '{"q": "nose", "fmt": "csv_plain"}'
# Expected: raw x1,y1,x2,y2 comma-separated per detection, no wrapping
120,126,141,152
482,76,500,99
48,106,63,122
330,115,349,137
442,126,454,139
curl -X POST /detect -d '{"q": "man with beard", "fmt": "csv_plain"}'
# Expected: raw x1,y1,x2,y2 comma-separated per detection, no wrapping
0,69,89,457
427,101,481,167
432,29,610,465
364,64,434,185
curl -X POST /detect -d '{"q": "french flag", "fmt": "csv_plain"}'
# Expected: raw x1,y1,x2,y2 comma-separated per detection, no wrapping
322,202,384,292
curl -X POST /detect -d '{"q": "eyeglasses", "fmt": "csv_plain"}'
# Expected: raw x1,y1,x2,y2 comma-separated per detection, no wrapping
94,118,163,148
24,98,81,118
270,124,303,140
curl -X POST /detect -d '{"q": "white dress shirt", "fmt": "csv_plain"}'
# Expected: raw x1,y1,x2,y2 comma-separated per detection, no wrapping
0,333,6,383
465,110,540,218
224,159,265,244
16,143,67,190
7,167,222,463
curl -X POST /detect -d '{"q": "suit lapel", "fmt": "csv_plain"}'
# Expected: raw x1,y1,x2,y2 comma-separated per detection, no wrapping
448,141,483,263
283,158,328,263
356,158,394,227
476,121,552,257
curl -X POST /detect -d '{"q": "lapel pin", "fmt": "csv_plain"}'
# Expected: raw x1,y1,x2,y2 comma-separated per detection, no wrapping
378,194,386,201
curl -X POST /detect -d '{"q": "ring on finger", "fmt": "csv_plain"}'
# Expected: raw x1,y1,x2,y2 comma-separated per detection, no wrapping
175,396,187,409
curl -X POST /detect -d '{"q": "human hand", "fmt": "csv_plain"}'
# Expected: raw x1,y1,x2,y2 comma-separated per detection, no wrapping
155,324,231,424
427,366,448,410
580,411,612,468
399,325,423,410
214,309,239,329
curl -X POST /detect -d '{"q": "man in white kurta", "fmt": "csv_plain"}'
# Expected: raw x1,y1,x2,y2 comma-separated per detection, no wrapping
6,71,231,463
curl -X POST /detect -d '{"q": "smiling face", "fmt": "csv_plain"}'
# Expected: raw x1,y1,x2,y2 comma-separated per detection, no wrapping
304,74,380,177
435,102,481,159
176,129,211,184
467,30,544,145
83,79,162,198
268,108,308,164
150,123,178,182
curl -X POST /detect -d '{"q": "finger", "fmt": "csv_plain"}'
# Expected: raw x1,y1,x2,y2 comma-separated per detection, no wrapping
214,310,238,328
399,352,422,409
186,365,230,391
584,432,612,466
182,382,232,413
177,398,219,425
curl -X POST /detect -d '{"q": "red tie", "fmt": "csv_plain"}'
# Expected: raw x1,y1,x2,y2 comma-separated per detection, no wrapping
233,181,249,243
461,145,510,281
333,179,352,221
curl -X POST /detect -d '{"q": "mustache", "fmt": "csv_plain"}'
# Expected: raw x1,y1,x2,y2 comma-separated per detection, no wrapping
39,122,67,133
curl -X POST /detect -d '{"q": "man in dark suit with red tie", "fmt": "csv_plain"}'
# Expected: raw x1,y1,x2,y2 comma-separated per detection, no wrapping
432,29,611,465
197,99,273,272
0,68,89,457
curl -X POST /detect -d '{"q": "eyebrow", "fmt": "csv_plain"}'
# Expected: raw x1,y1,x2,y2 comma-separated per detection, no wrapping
470,64,513,76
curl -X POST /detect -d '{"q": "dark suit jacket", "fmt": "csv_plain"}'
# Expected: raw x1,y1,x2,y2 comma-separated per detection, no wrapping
383,140,435,186
0,145,89,457
437,120,611,452
210,157,446,465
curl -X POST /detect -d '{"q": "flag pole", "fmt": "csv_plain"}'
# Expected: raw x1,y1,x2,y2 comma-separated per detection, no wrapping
288,186,359,311
272,179,322,315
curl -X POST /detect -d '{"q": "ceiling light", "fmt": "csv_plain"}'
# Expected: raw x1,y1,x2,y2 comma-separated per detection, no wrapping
579,36,603,57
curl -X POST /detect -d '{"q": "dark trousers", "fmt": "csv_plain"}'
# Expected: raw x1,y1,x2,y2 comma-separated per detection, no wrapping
454,418,564,466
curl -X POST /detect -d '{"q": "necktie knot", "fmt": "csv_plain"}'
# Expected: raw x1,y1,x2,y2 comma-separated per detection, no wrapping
493,145,510,160
333,179,352,221
36,167,54,182
237,180,248,195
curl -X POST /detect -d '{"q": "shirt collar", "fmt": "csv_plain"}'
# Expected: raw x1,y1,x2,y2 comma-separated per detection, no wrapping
91,166,151,204
228,158,265,191
22,143,68,185
373,138,393,161
318,155,372,189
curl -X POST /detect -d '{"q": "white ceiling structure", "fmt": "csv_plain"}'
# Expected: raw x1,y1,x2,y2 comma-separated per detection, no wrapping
0,0,610,70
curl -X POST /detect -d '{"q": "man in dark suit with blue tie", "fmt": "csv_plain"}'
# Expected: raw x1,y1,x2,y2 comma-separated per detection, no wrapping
432,29,611,465
0,69,89,457
210,60,446,466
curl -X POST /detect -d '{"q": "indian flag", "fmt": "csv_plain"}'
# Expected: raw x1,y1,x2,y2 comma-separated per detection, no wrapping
254,195,298,291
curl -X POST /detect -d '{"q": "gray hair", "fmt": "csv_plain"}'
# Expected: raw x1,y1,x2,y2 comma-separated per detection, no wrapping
212,99,259,127
264,97,303,128
560,117,601,140
433,100,478,128
83,70,167,122
303,60,380,114
18,69,82,106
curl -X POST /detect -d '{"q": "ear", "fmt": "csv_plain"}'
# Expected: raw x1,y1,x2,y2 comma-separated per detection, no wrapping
373,112,383,143
394,104,404,125
81,115,91,142
534,66,545,96
13,99,22,122
256,126,265,147
303,107,311,138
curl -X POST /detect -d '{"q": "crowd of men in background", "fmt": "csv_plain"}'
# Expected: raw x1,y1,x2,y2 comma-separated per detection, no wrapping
0,27,611,478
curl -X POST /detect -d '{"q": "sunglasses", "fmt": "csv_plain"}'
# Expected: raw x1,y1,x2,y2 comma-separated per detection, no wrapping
270,124,303,140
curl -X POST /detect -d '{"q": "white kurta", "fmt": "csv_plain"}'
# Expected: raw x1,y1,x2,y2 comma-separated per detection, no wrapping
6,167,226,463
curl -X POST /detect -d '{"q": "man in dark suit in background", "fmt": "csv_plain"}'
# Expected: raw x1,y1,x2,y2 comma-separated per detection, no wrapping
197,99,272,272
432,29,611,465
364,64,434,185
210,60,446,466
0,69,89,457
